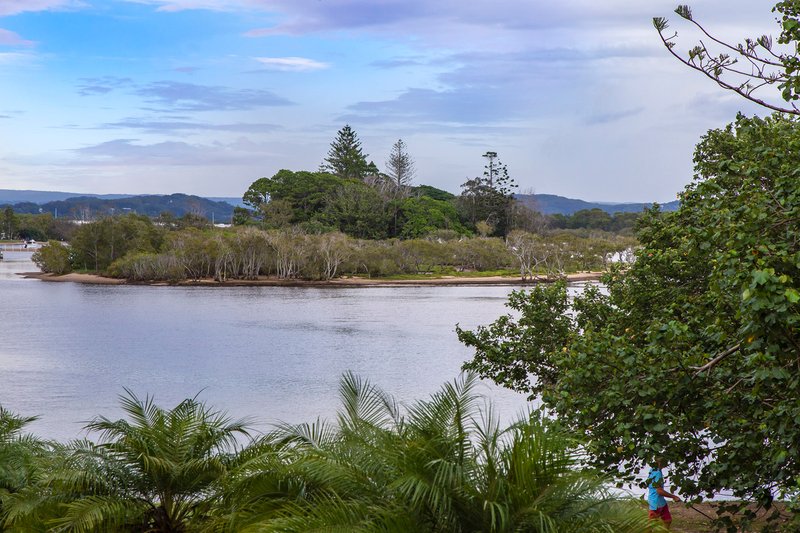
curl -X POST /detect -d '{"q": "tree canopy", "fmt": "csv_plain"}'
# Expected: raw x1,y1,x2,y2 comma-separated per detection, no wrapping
459,114,800,524
456,152,518,238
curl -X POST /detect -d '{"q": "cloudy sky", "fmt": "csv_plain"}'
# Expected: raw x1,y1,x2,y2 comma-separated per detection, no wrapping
0,0,780,202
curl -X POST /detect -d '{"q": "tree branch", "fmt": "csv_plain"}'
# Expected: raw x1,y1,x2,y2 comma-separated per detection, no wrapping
684,14,784,68
692,344,741,376
653,10,800,115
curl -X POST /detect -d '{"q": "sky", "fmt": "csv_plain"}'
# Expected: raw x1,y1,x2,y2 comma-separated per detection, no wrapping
0,0,781,202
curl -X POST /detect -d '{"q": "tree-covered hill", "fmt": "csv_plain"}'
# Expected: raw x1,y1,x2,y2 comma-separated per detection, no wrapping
516,193,680,215
4,193,234,222
0,189,679,218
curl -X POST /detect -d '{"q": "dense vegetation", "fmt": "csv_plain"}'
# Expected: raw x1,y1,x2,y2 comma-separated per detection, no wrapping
1,207,75,242
458,113,800,531
25,126,638,281
32,216,634,282
0,374,649,532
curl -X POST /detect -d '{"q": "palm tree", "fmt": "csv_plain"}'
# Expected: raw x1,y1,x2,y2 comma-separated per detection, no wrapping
246,372,650,532
0,406,50,531
2,391,251,532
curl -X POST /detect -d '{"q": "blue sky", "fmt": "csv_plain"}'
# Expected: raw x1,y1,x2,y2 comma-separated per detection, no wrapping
0,0,778,201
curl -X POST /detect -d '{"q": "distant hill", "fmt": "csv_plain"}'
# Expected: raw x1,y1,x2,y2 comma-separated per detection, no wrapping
4,193,234,223
0,189,131,205
206,196,246,208
0,188,679,219
516,194,680,215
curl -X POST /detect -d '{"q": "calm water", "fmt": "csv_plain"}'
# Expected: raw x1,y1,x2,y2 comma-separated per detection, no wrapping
0,252,558,441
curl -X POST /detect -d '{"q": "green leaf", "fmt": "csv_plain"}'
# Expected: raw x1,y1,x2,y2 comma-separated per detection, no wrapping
752,270,770,285
784,288,800,303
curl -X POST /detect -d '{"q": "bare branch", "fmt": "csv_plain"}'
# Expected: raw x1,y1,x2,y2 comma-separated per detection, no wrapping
654,5,800,115
682,9,784,68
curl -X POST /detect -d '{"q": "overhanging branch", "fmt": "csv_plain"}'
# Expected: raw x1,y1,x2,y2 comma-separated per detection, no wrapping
692,344,742,376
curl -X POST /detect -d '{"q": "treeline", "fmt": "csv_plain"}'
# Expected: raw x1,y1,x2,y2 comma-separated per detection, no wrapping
235,168,523,240
32,214,636,281
235,126,648,239
233,168,640,239
0,373,649,532
0,207,75,242
237,128,535,240
548,208,641,233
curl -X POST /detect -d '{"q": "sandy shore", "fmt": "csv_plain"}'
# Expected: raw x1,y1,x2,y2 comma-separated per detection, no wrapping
21,271,602,287
22,272,127,285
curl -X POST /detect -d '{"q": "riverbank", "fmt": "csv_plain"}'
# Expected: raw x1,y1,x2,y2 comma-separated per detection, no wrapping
21,271,602,287
667,501,794,532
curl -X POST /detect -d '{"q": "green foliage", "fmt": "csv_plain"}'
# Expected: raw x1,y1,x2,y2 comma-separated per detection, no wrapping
154,211,212,231
72,220,627,282
457,153,518,238
1,207,17,240
232,205,253,226
31,240,73,275
70,214,164,272
322,181,390,239
415,184,456,201
221,373,649,532
547,210,641,233
1,378,651,532
460,114,800,521
242,169,346,223
242,176,271,210
0,407,45,501
397,196,466,239
566,208,612,231
17,213,72,242
453,237,513,271
107,251,184,282
2,392,251,532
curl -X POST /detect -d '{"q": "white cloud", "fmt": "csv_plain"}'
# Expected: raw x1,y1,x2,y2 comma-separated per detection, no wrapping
0,0,83,17
253,56,329,72
0,29,34,47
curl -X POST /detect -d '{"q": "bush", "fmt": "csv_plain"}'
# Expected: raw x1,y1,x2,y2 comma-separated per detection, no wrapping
108,252,184,282
31,241,72,275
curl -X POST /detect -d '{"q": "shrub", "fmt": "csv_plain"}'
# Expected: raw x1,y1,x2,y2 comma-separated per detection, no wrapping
31,241,72,275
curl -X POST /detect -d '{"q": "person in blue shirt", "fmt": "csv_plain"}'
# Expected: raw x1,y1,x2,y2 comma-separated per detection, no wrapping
647,457,681,529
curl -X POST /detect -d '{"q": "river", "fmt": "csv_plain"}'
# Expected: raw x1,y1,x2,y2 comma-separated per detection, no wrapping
0,251,568,442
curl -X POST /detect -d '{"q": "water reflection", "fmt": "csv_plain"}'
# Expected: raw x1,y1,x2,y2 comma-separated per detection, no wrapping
0,256,552,441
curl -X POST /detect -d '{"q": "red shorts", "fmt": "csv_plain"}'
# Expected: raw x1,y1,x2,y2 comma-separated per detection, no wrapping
648,505,672,521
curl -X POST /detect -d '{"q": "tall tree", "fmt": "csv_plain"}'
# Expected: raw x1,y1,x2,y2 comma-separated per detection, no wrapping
457,151,517,237
1,207,17,240
385,138,415,189
322,125,375,180
482,151,499,187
